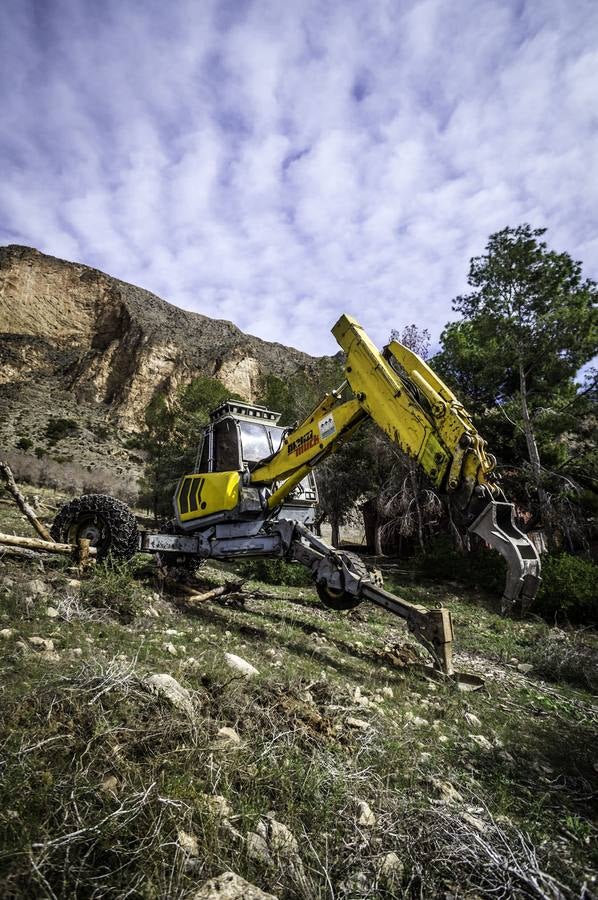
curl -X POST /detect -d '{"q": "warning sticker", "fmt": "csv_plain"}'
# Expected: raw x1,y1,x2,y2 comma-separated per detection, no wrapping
319,414,336,440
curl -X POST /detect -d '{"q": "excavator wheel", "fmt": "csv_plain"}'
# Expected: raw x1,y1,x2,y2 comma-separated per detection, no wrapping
51,494,138,561
316,551,368,611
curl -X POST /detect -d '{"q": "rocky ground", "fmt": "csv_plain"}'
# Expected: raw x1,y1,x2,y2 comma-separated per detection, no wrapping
0,488,596,899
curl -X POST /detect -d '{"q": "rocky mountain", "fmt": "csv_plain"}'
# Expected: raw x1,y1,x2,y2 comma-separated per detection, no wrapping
0,245,336,494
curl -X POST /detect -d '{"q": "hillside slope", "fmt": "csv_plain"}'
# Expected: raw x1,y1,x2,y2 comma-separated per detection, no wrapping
0,246,336,492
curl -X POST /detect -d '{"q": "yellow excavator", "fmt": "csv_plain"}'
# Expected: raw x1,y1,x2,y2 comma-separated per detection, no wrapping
52,314,541,679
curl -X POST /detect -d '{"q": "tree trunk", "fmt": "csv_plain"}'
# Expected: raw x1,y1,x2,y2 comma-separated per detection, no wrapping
374,521,384,556
409,462,425,554
446,496,464,552
331,519,340,548
519,362,549,513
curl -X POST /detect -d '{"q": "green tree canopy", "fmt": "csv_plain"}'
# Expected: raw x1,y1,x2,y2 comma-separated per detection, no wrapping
434,225,597,543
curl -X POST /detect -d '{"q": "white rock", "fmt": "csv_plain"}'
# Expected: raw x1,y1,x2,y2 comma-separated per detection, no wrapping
0,628,15,639
216,726,241,745
71,647,83,657
346,717,371,730
145,673,194,715
382,686,394,699
163,642,177,656
177,828,199,856
470,734,493,751
46,606,59,618
357,800,376,827
67,579,81,590
412,716,429,728
464,712,482,728
28,636,54,652
26,579,48,596
224,653,259,677
517,663,533,674
379,851,403,879
192,871,278,900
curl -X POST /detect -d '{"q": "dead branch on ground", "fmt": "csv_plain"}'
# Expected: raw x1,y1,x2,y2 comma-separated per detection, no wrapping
0,460,52,541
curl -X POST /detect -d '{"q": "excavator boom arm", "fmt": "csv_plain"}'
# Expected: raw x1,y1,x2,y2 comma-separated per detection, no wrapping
250,314,541,613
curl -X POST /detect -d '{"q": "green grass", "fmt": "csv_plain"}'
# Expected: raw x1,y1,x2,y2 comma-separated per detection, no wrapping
0,494,596,897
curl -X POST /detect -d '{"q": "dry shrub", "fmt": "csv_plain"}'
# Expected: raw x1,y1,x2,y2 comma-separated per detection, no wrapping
1,450,138,505
402,800,574,899
531,631,598,692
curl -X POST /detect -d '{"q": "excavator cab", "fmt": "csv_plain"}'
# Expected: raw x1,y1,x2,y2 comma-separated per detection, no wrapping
185,400,318,527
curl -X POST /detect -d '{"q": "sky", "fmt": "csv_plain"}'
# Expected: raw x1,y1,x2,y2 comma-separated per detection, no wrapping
1,0,597,357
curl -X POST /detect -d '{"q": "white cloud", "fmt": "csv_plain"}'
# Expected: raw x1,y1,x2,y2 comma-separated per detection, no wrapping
1,0,597,357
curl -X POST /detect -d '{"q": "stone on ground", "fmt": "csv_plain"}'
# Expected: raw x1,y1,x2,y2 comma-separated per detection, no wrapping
357,800,376,826
177,828,199,856
192,871,278,900
215,726,242,746
224,652,259,676
144,673,194,715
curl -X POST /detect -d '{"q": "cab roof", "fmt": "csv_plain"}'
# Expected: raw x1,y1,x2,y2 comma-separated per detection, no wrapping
209,400,282,425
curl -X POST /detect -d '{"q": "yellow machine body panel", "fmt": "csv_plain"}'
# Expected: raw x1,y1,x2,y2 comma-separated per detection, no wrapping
176,471,240,523
251,396,364,486
332,314,497,492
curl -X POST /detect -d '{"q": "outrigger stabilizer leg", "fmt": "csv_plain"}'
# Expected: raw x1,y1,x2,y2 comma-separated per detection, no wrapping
283,523,458,678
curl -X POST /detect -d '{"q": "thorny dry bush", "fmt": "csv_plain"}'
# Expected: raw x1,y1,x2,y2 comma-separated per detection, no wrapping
401,800,582,900
531,631,598,693
1,449,138,506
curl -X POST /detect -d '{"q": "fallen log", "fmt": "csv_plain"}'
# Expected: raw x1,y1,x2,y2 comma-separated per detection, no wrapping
0,545,42,560
164,579,244,604
0,531,96,559
0,461,52,541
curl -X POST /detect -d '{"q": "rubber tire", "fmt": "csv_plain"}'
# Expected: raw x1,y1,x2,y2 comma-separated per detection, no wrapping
51,494,138,561
316,551,368,611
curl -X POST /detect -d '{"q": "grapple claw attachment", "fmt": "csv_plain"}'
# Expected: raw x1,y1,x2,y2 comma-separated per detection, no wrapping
468,501,541,613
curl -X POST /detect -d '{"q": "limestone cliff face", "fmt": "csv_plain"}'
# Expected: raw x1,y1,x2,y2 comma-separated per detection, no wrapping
0,245,330,429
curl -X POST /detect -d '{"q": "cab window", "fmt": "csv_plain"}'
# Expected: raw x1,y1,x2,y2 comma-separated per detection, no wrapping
239,421,271,464
213,419,242,471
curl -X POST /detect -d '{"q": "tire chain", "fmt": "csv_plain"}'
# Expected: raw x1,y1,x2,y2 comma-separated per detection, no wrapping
51,493,139,560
